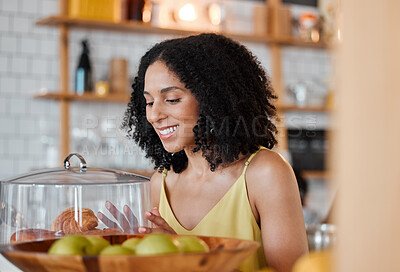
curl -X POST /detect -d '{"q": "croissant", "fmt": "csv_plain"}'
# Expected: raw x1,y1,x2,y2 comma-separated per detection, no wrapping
51,207,98,234
10,228,61,243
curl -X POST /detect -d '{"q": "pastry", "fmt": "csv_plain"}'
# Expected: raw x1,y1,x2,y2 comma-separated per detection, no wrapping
51,207,98,234
10,228,60,243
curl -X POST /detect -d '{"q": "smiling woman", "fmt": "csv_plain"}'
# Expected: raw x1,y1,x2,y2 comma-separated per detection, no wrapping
143,61,199,152
116,33,308,272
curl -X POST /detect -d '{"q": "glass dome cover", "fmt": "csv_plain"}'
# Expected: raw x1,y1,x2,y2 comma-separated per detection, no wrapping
4,153,150,185
0,153,152,245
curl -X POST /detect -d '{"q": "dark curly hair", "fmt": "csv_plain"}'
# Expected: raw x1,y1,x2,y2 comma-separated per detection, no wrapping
122,33,278,173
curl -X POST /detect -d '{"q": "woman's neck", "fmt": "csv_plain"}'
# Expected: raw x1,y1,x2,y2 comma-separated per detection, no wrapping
182,146,249,178
183,146,213,177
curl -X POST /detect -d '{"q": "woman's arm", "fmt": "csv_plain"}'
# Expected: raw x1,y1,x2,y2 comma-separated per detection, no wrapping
247,150,308,272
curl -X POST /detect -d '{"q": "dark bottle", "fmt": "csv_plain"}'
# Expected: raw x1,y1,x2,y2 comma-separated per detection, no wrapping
75,40,93,95
129,0,145,21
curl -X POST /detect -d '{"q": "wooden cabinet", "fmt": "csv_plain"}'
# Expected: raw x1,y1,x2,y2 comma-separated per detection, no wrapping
35,0,329,175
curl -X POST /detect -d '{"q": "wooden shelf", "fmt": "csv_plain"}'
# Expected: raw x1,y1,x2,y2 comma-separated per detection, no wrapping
35,0,330,160
36,16,327,48
34,91,130,103
34,92,329,113
302,170,329,180
277,104,329,112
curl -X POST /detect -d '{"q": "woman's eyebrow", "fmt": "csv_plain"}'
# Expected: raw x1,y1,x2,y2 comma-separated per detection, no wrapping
143,86,185,95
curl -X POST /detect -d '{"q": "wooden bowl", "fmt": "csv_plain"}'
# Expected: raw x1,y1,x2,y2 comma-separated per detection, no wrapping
0,234,259,272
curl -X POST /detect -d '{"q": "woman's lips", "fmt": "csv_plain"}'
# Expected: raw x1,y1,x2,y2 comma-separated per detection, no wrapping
158,125,179,140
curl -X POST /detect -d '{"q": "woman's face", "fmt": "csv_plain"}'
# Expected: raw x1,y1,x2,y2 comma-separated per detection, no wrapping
144,60,199,153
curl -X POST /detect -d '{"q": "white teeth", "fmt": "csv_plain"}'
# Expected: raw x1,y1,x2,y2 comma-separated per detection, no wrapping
159,125,178,135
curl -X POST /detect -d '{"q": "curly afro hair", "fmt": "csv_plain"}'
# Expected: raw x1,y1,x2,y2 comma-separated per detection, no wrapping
122,33,278,173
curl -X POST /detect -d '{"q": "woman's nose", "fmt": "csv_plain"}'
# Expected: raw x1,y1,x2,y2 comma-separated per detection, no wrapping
147,102,167,124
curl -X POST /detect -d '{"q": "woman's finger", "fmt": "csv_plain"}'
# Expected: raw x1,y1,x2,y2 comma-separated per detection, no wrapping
97,211,122,231
144,211,176,234
137,226,170,234
123,205,139,230
105,201,131,232
138,226,153,234
151,207,160,216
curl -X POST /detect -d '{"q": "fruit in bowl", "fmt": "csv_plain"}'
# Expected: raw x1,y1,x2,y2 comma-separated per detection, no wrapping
86,236,111,255
48,235,95,256
47,234,211,256
121,237,141,252
135,233,180,256
2,234,260,272
174,236,210,253
100,245,134,255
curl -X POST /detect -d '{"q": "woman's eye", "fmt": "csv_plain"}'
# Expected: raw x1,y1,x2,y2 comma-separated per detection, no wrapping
166,98,181,104
145,102,154,106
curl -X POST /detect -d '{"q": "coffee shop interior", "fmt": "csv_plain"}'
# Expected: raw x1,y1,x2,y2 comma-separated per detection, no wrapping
1,0,399,271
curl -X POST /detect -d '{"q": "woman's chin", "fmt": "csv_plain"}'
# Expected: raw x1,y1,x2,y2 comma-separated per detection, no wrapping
161,143,185,154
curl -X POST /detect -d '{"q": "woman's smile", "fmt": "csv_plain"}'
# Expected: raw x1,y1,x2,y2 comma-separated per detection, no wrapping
158,125,179,139
144,61,199,153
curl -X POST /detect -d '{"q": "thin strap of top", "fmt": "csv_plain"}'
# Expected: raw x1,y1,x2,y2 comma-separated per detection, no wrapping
243,147,265,172
162,168,168,178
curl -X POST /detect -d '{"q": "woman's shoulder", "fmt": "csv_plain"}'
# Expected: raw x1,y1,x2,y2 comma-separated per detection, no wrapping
149,170,166,207
251,148,292,170
149,170,163,193
150,170,163,181
149,168,178,187
246,148,297,190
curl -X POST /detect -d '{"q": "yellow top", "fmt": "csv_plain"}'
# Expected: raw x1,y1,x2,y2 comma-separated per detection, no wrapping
159,147,267,272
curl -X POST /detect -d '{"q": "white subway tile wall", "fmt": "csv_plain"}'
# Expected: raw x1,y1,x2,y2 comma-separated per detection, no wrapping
1,0,20,13
0,0,331,215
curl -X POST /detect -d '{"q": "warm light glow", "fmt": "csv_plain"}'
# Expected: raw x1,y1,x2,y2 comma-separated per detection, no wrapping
178,3,197,22
97,86,107,96
208,3,222,25
95,81,109,97
142,5,152,23
337,28,342,41
311,29,320,42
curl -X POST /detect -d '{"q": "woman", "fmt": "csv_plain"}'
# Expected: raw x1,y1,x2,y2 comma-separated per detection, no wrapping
102,33,307,272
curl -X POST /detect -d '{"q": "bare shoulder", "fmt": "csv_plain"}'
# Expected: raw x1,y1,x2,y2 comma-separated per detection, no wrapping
245,148,299,209
246,148,296,188
149,170,164,208
150,170,163,184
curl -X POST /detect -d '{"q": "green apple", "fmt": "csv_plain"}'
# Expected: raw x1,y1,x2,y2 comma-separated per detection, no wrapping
48,235,94,256
135,233,180,256
86,236,110,255
121,237,141,252
174,236,210,253
100,245,134,255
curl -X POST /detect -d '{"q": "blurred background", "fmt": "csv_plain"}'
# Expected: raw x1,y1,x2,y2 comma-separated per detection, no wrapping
2,0,400,271
0,0,335,228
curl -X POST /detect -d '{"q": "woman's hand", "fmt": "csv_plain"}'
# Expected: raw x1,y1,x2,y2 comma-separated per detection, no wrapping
137,207,176,235
97,201,139,233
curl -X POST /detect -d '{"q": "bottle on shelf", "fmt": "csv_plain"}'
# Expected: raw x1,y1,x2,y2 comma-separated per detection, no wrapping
129,0,145,21
75,39,93,95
